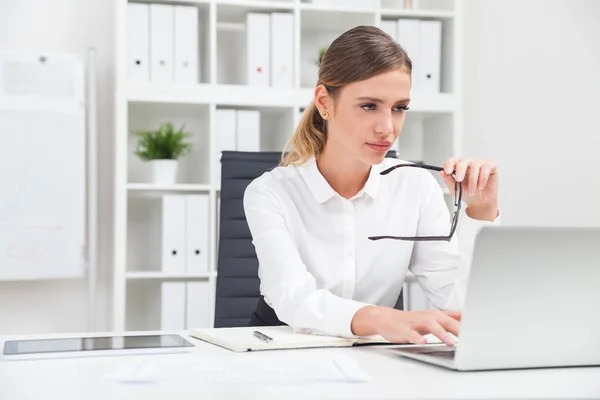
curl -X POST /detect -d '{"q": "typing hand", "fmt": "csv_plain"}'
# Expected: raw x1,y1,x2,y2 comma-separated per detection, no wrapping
372,308,461,347
441,157,499,221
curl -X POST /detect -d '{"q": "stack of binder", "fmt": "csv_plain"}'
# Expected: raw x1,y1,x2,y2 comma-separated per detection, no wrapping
127,3,200,83
159,194,212,330
161,281,211,330
379,18,443,94
214,108,261,182
246,12,294,87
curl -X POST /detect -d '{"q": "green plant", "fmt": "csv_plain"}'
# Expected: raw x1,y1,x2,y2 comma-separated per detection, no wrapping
314,46,328,67
133,122,192,161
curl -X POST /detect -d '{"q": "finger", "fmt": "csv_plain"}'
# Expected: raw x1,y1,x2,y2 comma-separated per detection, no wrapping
405,330,428,345
440,171,456,195
443,158,457,175
438,313,461,337
478,160,497,190
467,161,484,195
424,319,455,347
443,310,462,321
454,158,472,182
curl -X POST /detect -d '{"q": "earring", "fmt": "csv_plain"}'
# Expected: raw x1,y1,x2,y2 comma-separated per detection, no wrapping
322,111,329,119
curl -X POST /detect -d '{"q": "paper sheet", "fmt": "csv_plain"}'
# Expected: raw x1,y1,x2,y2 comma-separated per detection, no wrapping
106,353,371,385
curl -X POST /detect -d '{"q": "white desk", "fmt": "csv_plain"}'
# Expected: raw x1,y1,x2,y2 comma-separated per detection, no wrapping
1,330,599,400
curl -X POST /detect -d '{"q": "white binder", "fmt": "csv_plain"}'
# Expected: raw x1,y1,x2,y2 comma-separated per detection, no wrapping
396,19,421,91
246,13,270,86
127,3,150,82
150,4,174,82
174,5,199,84
236,110,260,152
380,20,397,42
162,195,186,273
420,20,442,94
270,13,293,88
215,109,237,184
185,194,209,273
161,282,186,330
186,281,212,329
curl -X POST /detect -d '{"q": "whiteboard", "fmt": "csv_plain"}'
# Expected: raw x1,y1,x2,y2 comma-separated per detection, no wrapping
0,53,87,280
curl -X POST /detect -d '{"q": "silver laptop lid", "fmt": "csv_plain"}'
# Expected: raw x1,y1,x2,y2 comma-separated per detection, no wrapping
456,226,600,370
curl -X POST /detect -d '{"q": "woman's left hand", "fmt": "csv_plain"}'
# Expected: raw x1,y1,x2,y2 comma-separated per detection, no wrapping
440,158,499,221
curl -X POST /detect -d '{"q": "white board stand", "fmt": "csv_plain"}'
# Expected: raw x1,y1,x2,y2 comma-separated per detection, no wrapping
0,48,98,332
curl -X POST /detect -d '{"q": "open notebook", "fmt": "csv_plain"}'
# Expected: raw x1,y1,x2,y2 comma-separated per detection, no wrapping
189,325,449,352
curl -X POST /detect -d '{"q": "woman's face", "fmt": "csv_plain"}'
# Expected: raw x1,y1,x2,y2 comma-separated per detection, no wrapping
320,68,411,166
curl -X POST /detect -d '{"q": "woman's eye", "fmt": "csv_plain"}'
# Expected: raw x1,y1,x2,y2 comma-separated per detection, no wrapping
361,103,376,111
361,104,410,112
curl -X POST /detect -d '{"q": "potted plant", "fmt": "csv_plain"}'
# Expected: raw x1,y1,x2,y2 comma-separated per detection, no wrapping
133,122,192,184
315,46,328,67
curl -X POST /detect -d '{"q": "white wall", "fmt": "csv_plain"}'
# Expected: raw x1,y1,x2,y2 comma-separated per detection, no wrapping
463,0,600,227
0,0,115,334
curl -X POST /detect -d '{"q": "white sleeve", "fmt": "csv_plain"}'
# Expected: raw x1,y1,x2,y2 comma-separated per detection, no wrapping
243,182,372,338
408,172,501,310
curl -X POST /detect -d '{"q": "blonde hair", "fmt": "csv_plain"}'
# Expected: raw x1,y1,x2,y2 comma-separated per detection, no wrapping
280,25,412,167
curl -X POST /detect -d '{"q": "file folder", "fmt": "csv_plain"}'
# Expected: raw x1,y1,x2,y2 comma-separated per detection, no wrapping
150,4,174,82
396,19,421,91
185,194,209,273
215,109,237,183
174,5,199,84
161,282,186,330
127,3,150,82
380,20,397,42
186,281,212,329
236,110,260,152
162,195,186,273
270,13,294,88
420,20,442,94
246,13,270,86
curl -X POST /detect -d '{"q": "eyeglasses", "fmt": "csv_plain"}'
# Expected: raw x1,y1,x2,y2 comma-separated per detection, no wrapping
368,163,463,242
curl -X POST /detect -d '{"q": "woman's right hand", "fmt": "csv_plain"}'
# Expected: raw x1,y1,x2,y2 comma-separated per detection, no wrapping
351,306,461,346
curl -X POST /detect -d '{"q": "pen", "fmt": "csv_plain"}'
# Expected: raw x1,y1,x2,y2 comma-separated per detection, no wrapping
253,330,273,343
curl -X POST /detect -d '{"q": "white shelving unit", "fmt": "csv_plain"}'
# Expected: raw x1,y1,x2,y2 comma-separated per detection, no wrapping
113,0,463,332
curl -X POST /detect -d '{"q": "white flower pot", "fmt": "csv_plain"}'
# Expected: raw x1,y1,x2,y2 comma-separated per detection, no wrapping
150,159,178,184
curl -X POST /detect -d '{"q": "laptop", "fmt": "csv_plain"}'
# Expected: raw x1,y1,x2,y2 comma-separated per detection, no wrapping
387,226,600,371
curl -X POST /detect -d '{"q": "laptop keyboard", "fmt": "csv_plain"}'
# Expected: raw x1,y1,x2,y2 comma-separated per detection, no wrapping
398,346,456,360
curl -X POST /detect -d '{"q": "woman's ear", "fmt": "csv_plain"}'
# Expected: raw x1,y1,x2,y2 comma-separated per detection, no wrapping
314,84,332,117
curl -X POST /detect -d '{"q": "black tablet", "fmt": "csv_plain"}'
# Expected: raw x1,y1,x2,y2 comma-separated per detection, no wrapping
2,334,194,360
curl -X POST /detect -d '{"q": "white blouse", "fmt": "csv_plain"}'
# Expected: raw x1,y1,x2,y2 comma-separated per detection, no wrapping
243,156,500,338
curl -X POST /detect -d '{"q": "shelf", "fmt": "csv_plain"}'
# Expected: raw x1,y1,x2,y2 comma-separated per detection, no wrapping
217,0,295,23
127,82,311,107
114,0,463,332
131,0,211,5
127,82,454,112
380,8,455,19
127,183,213,192
216,21,245,31
300,6,376,32
299,2,377,14
126,271,215,280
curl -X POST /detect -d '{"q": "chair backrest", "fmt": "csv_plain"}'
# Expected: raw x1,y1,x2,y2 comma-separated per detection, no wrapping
214,151,282,328
214,150,403,328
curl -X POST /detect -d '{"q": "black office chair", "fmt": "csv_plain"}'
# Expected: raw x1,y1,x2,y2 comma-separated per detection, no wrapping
214,150,403,328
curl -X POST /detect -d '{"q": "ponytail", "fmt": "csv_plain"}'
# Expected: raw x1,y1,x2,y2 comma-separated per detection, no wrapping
280,102,327,166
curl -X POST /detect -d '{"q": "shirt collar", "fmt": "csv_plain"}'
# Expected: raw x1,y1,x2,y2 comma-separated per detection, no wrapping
298,157,382,204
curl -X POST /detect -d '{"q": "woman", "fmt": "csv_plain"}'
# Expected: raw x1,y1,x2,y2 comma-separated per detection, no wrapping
243,26,500,347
